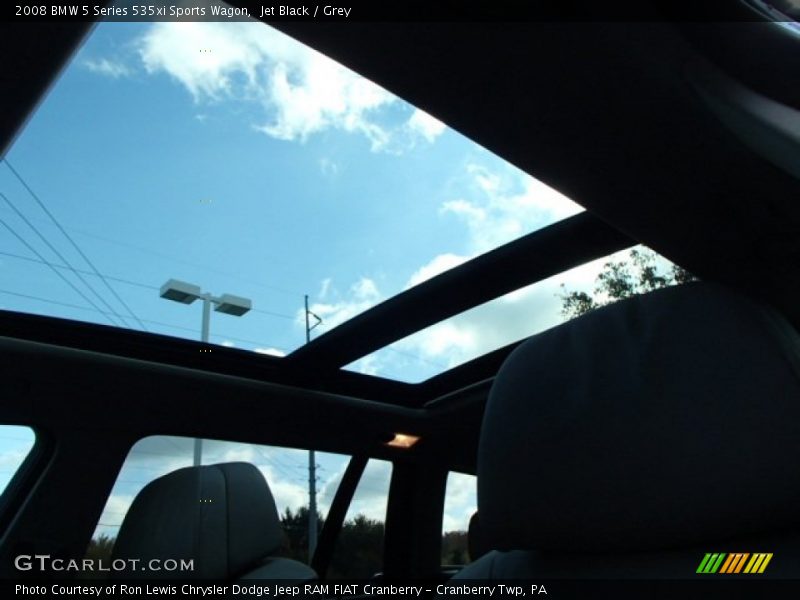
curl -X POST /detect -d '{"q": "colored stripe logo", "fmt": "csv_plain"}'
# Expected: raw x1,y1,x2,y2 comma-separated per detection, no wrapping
697,553,773,574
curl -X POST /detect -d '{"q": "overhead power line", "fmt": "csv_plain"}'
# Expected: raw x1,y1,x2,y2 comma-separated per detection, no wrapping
3,159,148,331
0,216,118,326
0,202,302,300
0,287,291,354
47,220,301,299
0,191,129,327
0,248,157,290
0,248,297,320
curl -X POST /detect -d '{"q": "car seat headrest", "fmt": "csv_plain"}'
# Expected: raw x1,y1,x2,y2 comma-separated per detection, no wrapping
112,462,284,578
479,283,800,553
468,511,489,562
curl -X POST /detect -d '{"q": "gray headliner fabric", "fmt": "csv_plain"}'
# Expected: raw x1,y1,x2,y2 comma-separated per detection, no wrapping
478,282,800,554
112,462,315,580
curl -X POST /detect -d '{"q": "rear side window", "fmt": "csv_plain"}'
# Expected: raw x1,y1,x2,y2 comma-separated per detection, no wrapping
441,471,477,565
0,425,36,496
89,435,351,565
328,459,392,579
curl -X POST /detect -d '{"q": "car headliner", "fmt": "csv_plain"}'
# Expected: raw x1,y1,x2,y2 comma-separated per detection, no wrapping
1,2,799,409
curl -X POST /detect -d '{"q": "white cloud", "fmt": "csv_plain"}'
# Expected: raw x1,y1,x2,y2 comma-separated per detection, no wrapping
346,460,392,521
406,253,468,288
392,255,621,372
325,162,594,379
314,459,391,522
402,321,477,366
93,438,316,538
346,353,382,377
382,164,586,369
221,340,235,347
302,276,382,333
139,22,263,100
83,58,131,79
300,277,384,376
254,347,286,357
442,164,583,254
195,441,312,515
441,198,486,225
258,464,307,514
319,158,339,177
407,109,446,143
351,278,379,299
442,472,477,533
138,22,396,149
319,277,332,299
91,436,437,536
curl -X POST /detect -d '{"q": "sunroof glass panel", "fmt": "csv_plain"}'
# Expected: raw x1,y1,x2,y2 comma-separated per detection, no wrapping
344,246,695,382
1,13,584,359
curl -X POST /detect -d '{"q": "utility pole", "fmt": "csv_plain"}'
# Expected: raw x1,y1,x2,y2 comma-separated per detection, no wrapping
305,294,322,562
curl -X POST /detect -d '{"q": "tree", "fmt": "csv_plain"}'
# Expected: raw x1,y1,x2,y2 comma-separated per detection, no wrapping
82,534,115,579
85,533,115,563
280,506,385,579
327,514,385,579
559,248,696,319
279,506,324,563
441,530,469,565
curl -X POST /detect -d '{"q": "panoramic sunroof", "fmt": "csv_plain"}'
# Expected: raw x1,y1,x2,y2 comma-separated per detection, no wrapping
0,15,586,365
344,245,693,382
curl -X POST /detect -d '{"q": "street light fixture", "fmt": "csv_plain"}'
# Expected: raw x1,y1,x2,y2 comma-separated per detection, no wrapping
215,293,252,316
159,278,252,465
159,279,201,304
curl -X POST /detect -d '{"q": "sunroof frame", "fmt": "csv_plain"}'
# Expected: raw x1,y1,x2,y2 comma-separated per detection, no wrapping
286,212,634,373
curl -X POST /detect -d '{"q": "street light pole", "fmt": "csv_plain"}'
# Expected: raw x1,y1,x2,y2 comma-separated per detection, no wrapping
201,294,211,344
160,279,252,468
194,295,212,466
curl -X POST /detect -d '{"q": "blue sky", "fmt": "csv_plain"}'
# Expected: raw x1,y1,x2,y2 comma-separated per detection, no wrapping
0,19,675,544
0,19,518,544
0,19,594,382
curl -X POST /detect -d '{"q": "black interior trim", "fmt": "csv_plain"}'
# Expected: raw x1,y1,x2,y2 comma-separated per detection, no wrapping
0,22,93,158
0,312,417,404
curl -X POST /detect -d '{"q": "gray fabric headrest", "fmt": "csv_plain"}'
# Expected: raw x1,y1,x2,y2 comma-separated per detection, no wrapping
112,462,284,578
479,282,800,553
